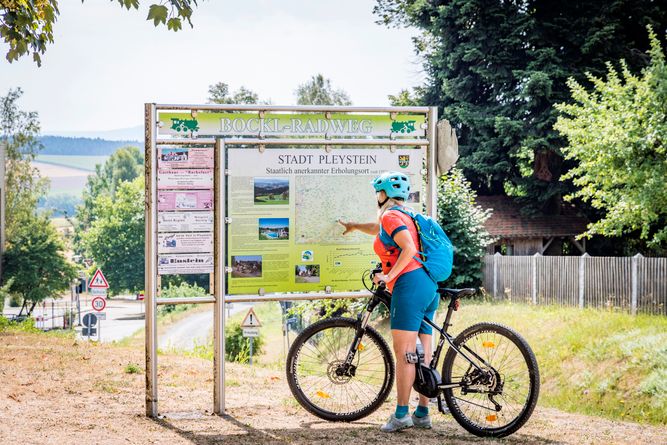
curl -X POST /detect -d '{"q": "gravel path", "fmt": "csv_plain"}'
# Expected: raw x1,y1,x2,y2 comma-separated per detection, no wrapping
1,331,665,444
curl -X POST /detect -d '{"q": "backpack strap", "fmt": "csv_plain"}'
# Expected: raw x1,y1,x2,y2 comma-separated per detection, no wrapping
379,206,427,264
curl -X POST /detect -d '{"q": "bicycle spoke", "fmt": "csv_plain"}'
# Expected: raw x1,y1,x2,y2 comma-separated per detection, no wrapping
293,323,389,416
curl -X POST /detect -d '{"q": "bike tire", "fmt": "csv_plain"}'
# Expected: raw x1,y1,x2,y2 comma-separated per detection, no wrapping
442,322,540,438
286,317,395,422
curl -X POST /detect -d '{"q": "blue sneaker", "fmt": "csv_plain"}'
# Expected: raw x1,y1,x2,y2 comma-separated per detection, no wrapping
411,413,432,429
380,413,413,432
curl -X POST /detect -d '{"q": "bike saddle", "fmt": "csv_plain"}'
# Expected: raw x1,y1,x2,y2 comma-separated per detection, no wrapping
437,287,477,300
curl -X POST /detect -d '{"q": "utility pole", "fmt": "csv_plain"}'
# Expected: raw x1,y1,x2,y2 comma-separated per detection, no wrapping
0,140,5,284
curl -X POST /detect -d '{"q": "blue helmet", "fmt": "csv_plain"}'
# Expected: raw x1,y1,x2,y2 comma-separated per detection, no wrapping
371,171,411,200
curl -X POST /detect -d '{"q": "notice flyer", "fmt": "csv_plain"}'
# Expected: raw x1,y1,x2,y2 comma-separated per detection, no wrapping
158,211,214,232
157,190,213,211
158,254,213,275
157,169,213,190
157,232,213,254
158,146,214,169
226,147,425,294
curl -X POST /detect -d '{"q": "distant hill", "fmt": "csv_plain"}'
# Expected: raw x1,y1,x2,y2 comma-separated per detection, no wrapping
44,125,143,141
39,136,143,156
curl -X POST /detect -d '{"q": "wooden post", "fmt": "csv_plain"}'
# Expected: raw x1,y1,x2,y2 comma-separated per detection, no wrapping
493,252,501,299
531,253,540,305
579,253,588,309
631,253,642,315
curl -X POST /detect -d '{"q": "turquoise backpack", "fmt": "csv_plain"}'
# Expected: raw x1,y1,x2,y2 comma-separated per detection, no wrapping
379,206,454,284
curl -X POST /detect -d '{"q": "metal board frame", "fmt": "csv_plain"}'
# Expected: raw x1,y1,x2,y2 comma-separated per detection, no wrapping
144,103,438,417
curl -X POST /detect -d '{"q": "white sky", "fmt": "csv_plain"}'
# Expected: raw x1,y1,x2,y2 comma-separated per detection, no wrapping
0,0,424,133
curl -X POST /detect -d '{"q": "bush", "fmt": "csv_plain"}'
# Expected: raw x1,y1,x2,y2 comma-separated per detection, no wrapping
438,169,494,288
159,281,207,314
124,363,142,374
225,321,264,363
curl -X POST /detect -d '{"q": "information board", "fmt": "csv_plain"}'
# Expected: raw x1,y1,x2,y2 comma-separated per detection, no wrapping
158,112,426,138
158,254,214,274
156,144,214,275
158,211,214,232
226,147,425,294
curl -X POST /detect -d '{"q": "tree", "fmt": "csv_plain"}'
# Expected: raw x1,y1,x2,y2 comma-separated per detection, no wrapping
207,82,262,104
74,145,143,252
1,88,48,240
374,1,667,216
81,177,144,294
554,27,667,253
1,0,199,66
0,87,75,315
2,213,77,315
438,168,494,288
295,74,352,106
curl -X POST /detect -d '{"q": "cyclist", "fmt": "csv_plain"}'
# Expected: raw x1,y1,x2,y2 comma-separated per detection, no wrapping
338,171,439,432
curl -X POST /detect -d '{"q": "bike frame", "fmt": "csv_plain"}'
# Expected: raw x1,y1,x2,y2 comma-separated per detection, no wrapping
343,285,498,391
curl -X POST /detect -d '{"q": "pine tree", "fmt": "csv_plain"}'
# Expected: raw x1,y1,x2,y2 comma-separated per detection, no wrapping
375,0,667,215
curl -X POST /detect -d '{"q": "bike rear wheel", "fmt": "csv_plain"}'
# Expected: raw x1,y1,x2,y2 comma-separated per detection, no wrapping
442,322,540,438
286,317,394,421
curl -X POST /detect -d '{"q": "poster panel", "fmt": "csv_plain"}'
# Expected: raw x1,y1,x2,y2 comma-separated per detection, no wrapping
157,112,426,138
157,190,213,211
226,147,424,294
158,254,213,275
158,146,214,169
157,232,213,254
158,211,214,232
157,169,213,190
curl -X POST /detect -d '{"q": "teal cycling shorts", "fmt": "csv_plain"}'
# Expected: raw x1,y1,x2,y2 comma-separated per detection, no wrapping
390,267,439,334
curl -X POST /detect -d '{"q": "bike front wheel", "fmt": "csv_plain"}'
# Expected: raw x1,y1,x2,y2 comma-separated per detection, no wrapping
286,317,394,421
442,322,540,438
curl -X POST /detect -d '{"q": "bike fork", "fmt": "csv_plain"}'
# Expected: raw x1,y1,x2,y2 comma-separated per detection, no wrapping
343,309,372,366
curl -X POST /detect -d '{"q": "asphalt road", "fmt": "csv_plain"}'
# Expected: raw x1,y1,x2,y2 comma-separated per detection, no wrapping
3,296,254,348
158,302,253,351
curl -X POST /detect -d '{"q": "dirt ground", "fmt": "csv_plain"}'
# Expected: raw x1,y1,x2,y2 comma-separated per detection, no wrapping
1,331,665,445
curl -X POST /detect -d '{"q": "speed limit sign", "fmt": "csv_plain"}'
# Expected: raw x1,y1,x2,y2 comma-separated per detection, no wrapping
91,297,106,312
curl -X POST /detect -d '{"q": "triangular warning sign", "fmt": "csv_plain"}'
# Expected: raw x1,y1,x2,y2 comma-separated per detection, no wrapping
88,269,109,289
241,308,261,327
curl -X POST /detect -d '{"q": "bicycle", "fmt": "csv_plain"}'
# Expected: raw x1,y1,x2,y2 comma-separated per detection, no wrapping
286,264,540,437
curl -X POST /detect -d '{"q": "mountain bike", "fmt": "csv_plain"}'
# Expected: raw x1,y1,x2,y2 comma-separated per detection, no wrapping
285,264,540,438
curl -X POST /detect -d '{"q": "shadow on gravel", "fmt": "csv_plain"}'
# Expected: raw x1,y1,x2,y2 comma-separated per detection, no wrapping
152,412,566,445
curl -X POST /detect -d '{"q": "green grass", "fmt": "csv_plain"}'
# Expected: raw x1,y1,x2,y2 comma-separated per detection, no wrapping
124,363,143,374
254,196,289,205
36,155,109,172
183,302,286,368
433,301,667,425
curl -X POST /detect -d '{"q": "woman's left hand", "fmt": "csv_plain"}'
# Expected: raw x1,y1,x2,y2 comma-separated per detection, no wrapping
373,273,391,285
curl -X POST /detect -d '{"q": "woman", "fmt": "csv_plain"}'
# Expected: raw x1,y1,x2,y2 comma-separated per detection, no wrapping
338,171,439,432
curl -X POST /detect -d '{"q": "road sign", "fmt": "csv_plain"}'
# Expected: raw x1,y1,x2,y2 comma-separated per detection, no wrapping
82,327,97,336
92,297,106,312
242,327,259,337
89,269,109,289
95,312,107,320
241,308,261,327
90,288,107,296
82,313,98,327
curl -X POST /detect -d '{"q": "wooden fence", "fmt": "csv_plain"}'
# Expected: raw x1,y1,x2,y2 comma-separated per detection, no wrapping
481,253,666,316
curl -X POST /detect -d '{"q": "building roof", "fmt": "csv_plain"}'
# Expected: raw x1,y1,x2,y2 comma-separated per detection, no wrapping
476,195,588,239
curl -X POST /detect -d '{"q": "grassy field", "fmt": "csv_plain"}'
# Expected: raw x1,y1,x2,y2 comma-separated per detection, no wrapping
187,300,667,426
254,195,289,205
36,154,109,172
